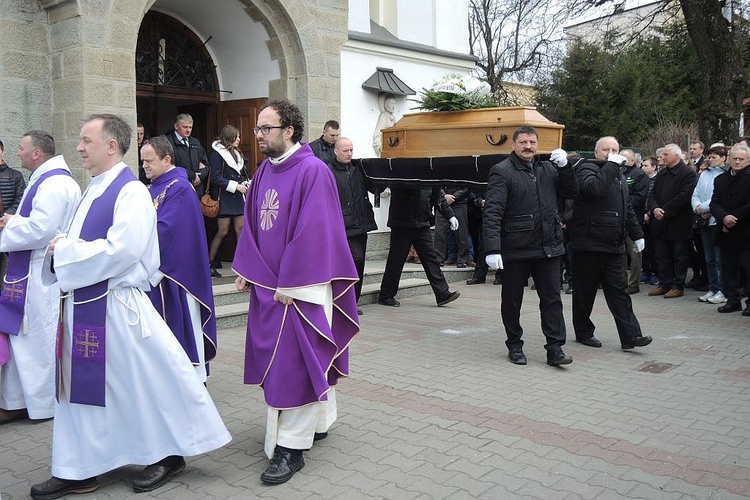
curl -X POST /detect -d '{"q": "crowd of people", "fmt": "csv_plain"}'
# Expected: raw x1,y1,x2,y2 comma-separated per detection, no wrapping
1,106,749,498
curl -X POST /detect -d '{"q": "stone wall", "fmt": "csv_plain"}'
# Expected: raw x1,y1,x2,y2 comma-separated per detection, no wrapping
1,0,349,187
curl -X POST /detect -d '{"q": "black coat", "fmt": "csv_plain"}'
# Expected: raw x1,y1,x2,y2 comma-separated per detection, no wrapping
646,161,697,240
387,186,453,229
309,137,335,166
208,148,248,217
568,159,643,254
710,167,750,249
621,164,649,222
328,159,378,237
483,152,578,262
165,131,210,196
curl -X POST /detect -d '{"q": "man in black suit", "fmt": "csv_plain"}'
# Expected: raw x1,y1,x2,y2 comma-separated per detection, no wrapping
646,143,698,298
165,114,209,197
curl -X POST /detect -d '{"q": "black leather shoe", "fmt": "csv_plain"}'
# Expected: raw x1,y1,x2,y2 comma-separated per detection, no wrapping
718,303,742,313
210,267,222,278
357,308,363,315
576,336,602,348
547,350,573,366
493,276,502,285
466,277,486,285
508,349,527,365
261,447,305,485
132,455,186,493
456,262,467,268
743,305,750,317
31,476,98,499
378,297,400,307
0,407,28,424
621,336,653,350
314,432,328,441
437,291,460,306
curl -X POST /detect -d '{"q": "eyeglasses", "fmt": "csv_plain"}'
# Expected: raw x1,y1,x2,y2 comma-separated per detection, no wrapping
253,125,286,135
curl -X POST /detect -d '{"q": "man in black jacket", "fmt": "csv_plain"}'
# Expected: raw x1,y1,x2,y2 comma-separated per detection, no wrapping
646,143,698,298
568,137,653,350
434,186,470,267
620,149,649,294
328,138,378,306
483,126,578,366
378,186,460,308
309,120,340,166
710,144,750,315
165,114,210,197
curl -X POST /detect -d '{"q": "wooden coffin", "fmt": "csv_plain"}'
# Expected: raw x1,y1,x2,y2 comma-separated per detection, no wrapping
379,106,564,158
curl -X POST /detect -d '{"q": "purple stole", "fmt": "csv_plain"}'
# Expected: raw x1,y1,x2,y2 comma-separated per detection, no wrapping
65,167,136,407
0,169,71,365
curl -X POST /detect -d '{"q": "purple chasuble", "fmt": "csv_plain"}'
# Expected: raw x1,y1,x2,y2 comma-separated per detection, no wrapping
67,167,136,407
232,144,360,409
148,167,217,367
0,169,71,365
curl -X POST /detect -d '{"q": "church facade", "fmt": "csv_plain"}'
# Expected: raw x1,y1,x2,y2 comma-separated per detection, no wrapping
1,0,475,189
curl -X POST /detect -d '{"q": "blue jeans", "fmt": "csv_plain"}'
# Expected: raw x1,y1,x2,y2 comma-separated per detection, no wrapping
700,226,722,292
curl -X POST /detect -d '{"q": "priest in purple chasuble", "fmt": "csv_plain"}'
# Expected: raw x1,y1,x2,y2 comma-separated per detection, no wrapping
0,131,80,424
142,136,218,383
31,115,230,500
232,100,359,485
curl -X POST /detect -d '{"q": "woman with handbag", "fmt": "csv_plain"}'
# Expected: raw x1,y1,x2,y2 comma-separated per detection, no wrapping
207,125,248,278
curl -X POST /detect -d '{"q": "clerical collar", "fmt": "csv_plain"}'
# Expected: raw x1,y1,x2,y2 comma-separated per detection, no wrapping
269,142,302,165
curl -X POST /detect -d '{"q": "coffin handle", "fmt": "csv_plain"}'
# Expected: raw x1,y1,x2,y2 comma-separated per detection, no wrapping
387,137,399,147
485,133,507,146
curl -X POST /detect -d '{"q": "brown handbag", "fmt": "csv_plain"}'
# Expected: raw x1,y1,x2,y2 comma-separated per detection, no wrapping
200,168,221,218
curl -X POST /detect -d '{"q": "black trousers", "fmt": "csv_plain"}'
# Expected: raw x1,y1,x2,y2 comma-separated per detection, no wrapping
501,256,566,351
347,233,368,302
434,204,469,264
720,247,750,307
572,251,642,343
654,238,690,290
379,226,449,302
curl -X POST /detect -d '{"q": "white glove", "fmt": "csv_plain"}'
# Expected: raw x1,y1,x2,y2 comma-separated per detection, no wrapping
486,254,504,270
633,238,645,253
449,216,459,231
550,148,568,168
608,153,627,165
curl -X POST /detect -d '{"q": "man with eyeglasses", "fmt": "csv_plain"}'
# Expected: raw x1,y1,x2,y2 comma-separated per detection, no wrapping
646,143,698,299
233,100,359,485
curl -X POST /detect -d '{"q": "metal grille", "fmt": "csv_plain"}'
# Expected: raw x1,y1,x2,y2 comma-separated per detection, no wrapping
135,11,216,92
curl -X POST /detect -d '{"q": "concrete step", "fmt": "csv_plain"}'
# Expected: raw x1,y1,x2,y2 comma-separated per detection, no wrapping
211,260,474,329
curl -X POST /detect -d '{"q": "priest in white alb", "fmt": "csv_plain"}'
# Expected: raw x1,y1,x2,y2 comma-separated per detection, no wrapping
0,131,80,424
30,114,231,500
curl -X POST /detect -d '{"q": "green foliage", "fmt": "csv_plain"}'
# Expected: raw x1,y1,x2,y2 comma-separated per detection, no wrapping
415,88,499,111
413,74,498,111
535,24,702,151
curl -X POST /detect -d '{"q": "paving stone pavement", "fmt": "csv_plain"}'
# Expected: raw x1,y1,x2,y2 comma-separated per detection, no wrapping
1,281,749,499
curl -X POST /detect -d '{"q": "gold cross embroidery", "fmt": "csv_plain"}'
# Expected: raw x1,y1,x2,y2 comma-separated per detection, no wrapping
75,329,99,358
2,282,24,302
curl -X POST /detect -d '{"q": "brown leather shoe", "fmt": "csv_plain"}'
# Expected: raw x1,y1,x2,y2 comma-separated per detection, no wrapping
664,288,684,298
648,287,668,296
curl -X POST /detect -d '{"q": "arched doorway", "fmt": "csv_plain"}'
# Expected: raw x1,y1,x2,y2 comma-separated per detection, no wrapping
135,9,266,174
135,11,219,154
